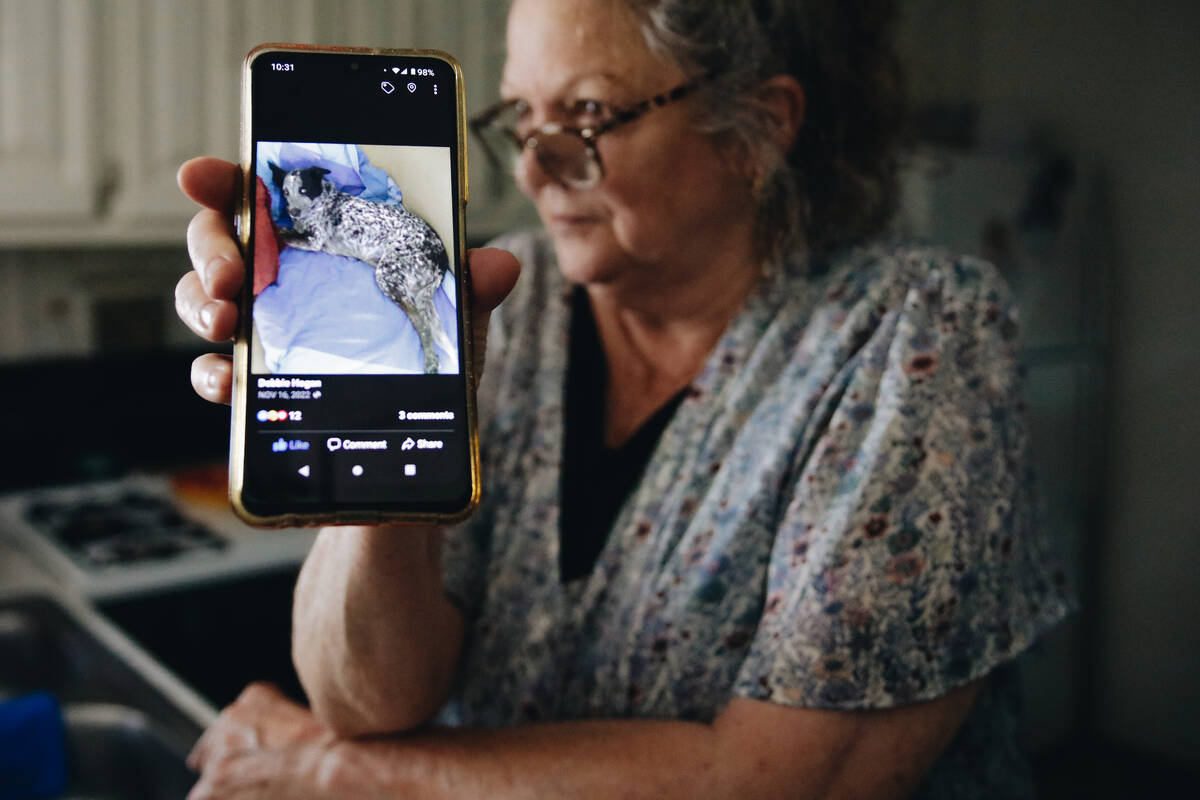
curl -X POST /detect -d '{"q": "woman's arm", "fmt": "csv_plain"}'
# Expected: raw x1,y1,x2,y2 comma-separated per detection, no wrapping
322,681,981,799
291,525,465,736
187,678,983,799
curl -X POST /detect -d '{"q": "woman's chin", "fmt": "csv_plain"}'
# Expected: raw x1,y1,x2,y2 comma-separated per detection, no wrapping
548,237,626,287
556,260,618,288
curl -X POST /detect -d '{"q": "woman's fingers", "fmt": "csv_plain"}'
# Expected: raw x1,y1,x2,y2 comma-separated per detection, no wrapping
465,247,521,385
175,270,239,342
467,247,521,314
178,157,241,215
179,163,243,347
186,207,244,300
178,157,241,408
191,353,234,405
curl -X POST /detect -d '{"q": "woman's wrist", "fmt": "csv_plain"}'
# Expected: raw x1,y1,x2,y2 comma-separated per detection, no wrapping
312,738,347,797
317,737,417,799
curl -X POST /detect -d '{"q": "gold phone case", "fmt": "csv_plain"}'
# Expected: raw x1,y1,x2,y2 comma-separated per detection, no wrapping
230,43,479,528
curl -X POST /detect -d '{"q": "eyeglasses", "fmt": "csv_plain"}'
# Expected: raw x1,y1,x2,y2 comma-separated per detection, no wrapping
470,79,704,190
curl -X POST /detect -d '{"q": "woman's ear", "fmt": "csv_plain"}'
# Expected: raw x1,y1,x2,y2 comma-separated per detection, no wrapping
756,74,806,155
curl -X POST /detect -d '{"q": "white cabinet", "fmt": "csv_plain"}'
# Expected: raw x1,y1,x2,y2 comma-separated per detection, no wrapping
0,0,102,224
0,0,527,245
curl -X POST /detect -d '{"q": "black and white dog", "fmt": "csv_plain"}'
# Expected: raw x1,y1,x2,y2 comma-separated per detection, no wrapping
269,162,454,374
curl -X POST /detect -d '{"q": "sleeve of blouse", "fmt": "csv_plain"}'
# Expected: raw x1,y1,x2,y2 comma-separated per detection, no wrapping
732,255,1074,710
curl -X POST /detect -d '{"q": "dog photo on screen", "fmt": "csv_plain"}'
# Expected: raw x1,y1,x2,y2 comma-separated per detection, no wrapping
250,142,459,376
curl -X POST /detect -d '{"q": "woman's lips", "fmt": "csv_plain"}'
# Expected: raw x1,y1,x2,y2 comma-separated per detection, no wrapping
548,214,601,234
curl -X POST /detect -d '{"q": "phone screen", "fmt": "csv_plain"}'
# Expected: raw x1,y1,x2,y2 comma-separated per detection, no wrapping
238,49,475,521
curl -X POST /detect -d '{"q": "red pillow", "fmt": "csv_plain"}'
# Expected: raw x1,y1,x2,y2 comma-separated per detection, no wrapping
252,176,280,296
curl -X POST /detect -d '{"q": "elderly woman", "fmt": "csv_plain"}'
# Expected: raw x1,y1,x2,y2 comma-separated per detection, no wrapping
176,0,1071,797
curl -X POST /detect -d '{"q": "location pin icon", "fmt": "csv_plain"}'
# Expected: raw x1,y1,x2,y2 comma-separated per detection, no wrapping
407,82,417,93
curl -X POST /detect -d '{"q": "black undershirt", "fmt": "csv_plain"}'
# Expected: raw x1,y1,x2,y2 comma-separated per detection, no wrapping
559,286,685,584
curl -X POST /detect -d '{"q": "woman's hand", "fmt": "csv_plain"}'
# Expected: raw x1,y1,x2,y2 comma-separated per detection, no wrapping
174,157,520,405
185,682,336,800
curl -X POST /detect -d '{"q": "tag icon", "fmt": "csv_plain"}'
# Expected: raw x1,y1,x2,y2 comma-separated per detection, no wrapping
406,82,417,93
380,81,395,94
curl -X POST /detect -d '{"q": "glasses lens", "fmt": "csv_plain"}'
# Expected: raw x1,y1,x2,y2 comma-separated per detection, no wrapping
474,118,522,170
473,105,604,188
529,131,601,188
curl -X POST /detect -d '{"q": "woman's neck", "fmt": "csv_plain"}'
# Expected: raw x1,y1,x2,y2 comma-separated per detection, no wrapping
585,245,762,447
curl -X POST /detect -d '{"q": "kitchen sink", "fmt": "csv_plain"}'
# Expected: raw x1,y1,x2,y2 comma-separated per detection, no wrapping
0,595,211,799
98,566,305,710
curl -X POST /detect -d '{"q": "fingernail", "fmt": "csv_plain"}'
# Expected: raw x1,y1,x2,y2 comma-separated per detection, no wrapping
199,302,216,329
206,368,220,391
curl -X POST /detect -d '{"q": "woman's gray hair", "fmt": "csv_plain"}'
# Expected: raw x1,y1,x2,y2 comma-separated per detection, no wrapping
627,0,907,265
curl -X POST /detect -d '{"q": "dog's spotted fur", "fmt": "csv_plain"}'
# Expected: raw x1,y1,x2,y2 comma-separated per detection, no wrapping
269,162,454,374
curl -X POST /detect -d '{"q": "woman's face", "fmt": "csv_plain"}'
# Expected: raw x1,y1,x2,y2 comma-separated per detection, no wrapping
502,0,755,292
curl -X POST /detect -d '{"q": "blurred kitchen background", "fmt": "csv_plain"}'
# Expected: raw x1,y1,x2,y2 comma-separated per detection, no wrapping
0,1,1196,797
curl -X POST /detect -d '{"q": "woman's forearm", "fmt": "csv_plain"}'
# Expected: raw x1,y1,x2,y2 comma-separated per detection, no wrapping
323,718,731,800
291,525,464,737
315,687,974,800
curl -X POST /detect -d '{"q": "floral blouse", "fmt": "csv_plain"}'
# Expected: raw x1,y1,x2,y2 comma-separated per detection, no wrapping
438,231,1073,798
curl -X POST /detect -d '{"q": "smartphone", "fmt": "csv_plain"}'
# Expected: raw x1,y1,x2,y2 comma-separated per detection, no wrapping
230,44,478,527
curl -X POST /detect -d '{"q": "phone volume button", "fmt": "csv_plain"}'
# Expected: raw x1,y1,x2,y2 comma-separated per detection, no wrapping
235,200,250,241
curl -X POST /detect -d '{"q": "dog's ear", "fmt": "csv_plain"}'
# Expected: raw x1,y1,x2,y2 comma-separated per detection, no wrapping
313,167,331,179
268,162,287,187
